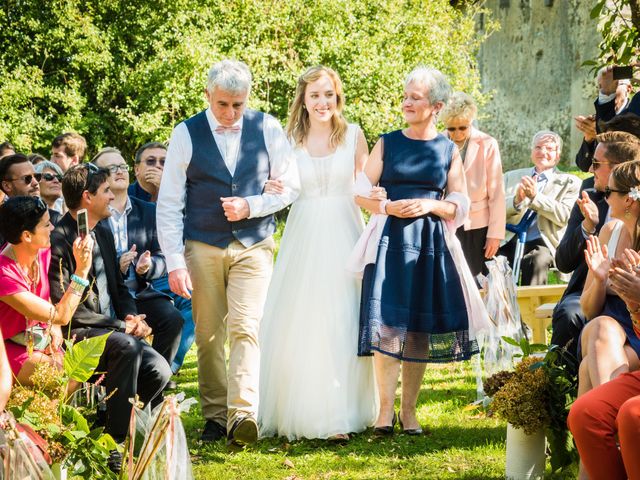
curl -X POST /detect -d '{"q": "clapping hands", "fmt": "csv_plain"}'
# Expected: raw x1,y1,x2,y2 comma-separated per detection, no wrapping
584,235,611,282
609,248,640,307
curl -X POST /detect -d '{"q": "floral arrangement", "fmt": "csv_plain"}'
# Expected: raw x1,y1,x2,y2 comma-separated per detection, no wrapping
484,337,579,473
6,333,118,478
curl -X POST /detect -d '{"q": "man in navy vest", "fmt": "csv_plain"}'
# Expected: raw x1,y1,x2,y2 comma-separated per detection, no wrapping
157,60,300,448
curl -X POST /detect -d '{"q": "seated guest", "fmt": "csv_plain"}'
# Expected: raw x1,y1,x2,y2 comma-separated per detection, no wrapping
552,132,640,366
0,153,41,198
48,164,171,448
28,153,47,166
0,196,92,386
34,160,65,214
50,132,87,173
440,92,505,278
0,330,12,411
129,141,165,203
0,142,15,160
129,142,194,374
499,131,581,285
91,148,183,366
569,248,640,480
578,160,640,398
574,68,632,175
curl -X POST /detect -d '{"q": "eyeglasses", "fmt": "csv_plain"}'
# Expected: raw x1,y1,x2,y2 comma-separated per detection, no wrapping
41,172,62,182
446,126,469,132
141,157,165,167
6,173,42,185
604,186,629,199
592,161,612,170
106,164,129,174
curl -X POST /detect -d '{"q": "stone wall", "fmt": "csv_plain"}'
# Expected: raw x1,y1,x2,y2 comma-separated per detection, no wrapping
475,0,600,170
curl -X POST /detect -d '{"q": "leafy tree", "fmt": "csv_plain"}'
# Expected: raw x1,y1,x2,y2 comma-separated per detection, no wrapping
588,0,640,68
0,0,496,159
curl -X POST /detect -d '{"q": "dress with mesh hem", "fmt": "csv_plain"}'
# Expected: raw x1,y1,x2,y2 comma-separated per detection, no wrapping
358,130,479,362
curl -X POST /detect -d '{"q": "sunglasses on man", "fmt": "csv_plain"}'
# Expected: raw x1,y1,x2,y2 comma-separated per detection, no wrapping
6,173,42,185
141,157,165,167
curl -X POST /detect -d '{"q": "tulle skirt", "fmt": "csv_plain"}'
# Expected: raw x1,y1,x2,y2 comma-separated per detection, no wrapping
258,196,378,440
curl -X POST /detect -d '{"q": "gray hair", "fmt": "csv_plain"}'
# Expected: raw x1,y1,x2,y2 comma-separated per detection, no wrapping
206,60,252,95
404,66,452,106
531,130,563,156
34,160,63,177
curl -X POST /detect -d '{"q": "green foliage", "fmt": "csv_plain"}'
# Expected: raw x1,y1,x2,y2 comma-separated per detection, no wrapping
0,0,495,159
63,332,111,382
588,0,640,69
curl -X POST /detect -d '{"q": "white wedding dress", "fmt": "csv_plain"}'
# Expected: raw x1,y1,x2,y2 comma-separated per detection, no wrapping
258,124,378,440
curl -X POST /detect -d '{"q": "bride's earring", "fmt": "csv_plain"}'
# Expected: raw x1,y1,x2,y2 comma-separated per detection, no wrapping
625,207,632,218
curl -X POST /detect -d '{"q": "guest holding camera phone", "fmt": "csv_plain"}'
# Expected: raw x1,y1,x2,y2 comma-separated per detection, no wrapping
0,196,93,388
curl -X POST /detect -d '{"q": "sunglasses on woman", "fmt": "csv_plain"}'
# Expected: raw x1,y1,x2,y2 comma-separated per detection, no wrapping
446,126,469,132
604,186,628,199
42,173,63,182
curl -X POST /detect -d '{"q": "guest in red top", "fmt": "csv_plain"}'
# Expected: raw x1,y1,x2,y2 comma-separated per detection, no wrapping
0,196,92,386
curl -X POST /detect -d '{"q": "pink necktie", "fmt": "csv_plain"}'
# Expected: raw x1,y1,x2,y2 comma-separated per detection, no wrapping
215,125,241,134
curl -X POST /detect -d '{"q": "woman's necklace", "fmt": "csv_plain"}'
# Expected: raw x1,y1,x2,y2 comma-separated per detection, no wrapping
4,246,39,289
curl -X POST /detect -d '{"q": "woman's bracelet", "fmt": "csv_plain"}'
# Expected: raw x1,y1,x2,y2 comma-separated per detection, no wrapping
69,274,89,295
379,199,390,215
70,274,89,287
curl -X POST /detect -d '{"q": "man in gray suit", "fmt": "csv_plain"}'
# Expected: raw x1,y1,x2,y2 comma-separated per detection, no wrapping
499,131,581,285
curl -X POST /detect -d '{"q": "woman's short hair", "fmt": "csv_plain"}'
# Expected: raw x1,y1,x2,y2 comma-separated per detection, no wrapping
286,66,348,148
206,60,252,95
34,160,63,177
0,196,48,244
531,130,563,156
440,92,478,125
404,66,452,106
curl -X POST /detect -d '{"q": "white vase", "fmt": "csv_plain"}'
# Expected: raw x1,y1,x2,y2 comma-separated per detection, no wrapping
505,423,545,479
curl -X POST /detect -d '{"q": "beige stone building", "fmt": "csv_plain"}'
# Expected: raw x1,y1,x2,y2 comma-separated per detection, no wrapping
476,0,600,170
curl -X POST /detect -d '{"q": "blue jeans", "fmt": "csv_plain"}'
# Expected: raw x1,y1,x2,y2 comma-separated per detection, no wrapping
151,276,195,373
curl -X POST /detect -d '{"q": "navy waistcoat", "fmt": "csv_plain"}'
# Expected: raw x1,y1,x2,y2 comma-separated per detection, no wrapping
183,109,274,248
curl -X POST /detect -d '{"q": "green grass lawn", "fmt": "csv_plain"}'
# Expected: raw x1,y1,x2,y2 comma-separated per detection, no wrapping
175,351,577,480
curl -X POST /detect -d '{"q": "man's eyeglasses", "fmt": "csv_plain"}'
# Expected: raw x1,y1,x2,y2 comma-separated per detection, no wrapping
141,157,165,167
41,172,63,182
106,164,129,174
604,186,629,199
446,126,469,132
534,145,558,153
6,173,42,185
592,161,612,170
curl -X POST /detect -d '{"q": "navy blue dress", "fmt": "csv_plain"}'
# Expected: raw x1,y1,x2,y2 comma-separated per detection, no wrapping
358,131,478,362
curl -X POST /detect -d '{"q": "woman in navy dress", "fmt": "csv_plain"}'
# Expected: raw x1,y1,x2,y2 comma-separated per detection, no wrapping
356,67,478,435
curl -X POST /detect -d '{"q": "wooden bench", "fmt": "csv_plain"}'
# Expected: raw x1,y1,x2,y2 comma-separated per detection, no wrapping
515,285,567,344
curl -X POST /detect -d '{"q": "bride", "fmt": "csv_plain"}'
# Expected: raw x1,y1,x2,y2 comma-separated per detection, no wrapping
258,66,379,440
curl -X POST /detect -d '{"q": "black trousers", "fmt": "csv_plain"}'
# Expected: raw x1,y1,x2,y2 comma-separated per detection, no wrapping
135,295,183,365
551,291,587,375
498,237,554,285
72,327,172,442
456,226,489,278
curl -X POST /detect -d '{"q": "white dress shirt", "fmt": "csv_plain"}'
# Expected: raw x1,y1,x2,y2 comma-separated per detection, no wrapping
157,108,300,272
108,196,132,256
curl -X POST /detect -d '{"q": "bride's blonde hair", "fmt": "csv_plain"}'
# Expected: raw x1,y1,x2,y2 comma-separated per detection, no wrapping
286,66,348,148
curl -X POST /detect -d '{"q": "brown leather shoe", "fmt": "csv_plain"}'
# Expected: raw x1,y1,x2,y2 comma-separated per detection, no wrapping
227,416,258,450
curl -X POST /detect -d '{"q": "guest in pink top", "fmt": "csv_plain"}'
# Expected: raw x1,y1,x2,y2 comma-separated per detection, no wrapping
0,196,93,386
441,92,505,278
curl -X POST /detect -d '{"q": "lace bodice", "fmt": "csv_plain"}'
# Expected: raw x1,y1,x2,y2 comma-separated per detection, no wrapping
293,124,358,200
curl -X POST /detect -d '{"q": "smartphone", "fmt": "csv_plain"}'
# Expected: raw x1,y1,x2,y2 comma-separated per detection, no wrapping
612,65,634,80
77,208,89,239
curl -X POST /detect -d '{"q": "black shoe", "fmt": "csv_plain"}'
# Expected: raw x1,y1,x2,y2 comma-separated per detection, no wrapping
227,416,258,450
373,411,397,437
164,380,178,391
107,449,122,474
201,420,227,442
399,412,424,435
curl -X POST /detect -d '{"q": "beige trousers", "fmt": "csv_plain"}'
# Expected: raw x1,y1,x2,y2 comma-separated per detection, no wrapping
185,237,274,430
